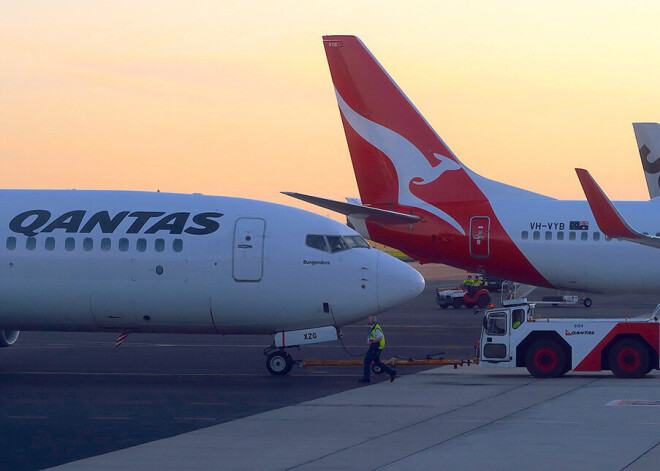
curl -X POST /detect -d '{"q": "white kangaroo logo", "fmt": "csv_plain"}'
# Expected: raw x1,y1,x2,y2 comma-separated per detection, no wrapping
336,89,465,235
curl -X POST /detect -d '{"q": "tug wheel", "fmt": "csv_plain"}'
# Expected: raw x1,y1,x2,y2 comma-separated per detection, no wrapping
266,351,293,376
608,338,650,378
525,339,568,378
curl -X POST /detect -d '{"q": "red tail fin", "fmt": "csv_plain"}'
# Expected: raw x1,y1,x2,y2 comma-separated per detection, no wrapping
323,35,479,234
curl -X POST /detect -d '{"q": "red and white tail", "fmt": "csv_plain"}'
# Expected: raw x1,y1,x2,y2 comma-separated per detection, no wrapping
323,35,488,235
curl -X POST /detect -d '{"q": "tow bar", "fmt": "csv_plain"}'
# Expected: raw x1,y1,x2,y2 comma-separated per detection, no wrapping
298,356,479,370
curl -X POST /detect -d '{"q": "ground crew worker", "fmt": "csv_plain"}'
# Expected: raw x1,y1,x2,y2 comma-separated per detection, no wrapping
462,275,474,289
359,315,397,383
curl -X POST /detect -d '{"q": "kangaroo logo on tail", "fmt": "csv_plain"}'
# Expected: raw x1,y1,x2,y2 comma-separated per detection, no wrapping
335,90,465,235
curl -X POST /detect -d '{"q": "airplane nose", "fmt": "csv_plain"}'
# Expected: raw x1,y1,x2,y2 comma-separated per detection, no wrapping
376,252,425,311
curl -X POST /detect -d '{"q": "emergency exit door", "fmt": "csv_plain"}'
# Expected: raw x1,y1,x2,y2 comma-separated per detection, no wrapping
233,218,266,282
470,217,490,258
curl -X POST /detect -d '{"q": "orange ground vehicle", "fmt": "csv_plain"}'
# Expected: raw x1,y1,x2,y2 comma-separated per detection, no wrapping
436,287,491,309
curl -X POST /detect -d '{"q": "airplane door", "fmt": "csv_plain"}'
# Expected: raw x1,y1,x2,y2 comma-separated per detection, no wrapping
470,217,490,258
233,218,266,282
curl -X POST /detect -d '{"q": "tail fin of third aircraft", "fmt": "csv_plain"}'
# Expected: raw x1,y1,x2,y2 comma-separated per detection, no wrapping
633,123,660,199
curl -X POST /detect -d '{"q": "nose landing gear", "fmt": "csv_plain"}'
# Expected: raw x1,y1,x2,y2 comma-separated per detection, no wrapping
265,349,294,376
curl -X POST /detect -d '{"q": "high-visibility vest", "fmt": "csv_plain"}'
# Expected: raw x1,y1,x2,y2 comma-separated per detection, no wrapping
369,323,386,349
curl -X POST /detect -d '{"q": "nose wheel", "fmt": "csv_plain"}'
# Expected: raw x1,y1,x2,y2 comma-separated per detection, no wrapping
266,350,294,376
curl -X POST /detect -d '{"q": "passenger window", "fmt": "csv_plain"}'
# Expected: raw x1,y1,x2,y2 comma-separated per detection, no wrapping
569,231,576,241
521,231,528,240
155,238,165,252
83,237,94,252
306,235,329,252
45,237,55,251
327,236,349,253
532,231,540,240
485,312,507,336
119,238,129,252
512,309,524,329
545,231,552,240
136,238,147,252
593,232,600,241
6,237,16,251
101,238,111,252
581,232,588,241
65,238,75,251
343,236,370,248
557,231,564,241
83,238,93,252
173,239,183,253
26,237,36,251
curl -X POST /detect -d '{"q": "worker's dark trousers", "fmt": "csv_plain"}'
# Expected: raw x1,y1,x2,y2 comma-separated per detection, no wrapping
363,347,395,379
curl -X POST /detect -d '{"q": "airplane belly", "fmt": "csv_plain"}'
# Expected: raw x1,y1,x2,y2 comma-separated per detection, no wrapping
0,256,216,333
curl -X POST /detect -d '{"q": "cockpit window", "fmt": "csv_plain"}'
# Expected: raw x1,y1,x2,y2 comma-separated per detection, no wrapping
327,236,349,253
306,235,329,252
343,236,370,249
306,234,368,253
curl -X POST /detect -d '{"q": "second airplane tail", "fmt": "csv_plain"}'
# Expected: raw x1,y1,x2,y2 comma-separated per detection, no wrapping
322,36,506,236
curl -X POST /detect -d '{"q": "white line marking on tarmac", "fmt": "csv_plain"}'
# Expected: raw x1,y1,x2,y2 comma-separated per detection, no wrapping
174,417,218,421
6,416,48,419
89,417,133,420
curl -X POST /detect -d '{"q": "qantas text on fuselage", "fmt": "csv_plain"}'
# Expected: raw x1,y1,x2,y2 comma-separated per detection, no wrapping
9,210,223,236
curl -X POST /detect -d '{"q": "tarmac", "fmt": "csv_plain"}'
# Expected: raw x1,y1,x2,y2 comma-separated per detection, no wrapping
50,365,660,471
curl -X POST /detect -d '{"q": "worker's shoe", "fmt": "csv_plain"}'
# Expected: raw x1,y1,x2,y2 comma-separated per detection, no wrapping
358,378,371,383
390,372,397,382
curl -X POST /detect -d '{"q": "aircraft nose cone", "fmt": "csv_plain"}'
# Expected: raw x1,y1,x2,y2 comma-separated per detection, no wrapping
377,252,425,311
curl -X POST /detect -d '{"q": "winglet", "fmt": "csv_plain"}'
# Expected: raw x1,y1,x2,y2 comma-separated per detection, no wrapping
575,168,638,239
575,168,660,248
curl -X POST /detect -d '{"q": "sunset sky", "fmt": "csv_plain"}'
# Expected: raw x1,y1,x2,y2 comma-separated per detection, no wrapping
3,1,660,221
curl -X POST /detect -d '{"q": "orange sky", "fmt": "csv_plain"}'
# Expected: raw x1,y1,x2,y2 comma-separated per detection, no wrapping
2,1,660,221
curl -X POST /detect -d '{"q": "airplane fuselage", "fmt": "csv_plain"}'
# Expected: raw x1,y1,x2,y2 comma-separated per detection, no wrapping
357,198,660,294
0,190,423,335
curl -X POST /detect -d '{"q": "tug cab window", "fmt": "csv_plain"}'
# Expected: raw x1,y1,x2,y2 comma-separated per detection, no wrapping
485,312,507,336
512,309,524,329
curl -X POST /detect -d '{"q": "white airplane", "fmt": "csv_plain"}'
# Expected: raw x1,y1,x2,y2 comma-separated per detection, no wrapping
0,190,424,375
287,35,660,295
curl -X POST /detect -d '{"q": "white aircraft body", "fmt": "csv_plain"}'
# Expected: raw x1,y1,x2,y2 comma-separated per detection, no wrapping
287,35,660,296
0,190,424,374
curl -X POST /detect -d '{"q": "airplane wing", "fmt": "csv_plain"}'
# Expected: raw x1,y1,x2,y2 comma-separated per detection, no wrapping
282,192,421,225
575,168,660,248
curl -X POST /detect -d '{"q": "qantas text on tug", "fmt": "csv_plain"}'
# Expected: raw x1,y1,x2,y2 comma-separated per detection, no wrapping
286,35,660,295
0,190,424,375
